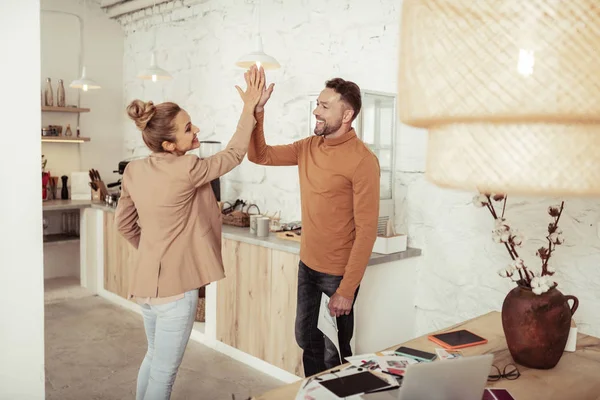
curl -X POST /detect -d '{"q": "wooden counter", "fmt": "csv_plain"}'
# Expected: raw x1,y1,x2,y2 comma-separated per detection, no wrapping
217,238,304,376
253,311,600,400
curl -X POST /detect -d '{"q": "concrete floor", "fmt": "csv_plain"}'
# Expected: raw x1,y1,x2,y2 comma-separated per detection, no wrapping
44,279,283,400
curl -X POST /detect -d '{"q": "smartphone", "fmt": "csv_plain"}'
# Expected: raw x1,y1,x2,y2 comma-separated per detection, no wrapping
394,346,437,362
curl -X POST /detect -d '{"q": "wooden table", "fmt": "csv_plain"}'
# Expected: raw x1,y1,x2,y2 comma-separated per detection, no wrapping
253,311,600,400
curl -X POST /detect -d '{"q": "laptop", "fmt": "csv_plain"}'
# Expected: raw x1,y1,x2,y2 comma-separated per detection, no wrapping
362,354,494,400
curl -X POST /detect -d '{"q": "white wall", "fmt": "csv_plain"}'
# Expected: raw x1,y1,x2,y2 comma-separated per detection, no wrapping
41,0,125,189
116,0,600,340
119,0,404,221
0,0,46,398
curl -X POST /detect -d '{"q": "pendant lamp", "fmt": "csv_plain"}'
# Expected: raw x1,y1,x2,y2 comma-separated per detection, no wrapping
397,0,600,196
235,0,280,70
138,52,172,82
138,1,172,82
70,66,101,91
70,0,100,91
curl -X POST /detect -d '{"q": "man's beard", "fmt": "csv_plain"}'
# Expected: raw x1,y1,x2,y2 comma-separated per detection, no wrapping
314,119,342,137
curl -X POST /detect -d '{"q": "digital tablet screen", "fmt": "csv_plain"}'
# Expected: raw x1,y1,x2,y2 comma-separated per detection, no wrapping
431,330,486,347
319,371,389,397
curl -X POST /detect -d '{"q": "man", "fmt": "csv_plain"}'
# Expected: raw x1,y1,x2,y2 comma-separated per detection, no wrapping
248,71,380,376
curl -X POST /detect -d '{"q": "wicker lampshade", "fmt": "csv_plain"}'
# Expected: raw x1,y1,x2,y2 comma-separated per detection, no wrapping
397,0,600,195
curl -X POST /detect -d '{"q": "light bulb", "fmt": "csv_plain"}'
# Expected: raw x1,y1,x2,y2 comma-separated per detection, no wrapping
517,49,535,76
152,74,157,82
83,84,88,92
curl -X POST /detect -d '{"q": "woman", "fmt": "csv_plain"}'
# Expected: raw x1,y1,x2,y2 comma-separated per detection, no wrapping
115,65,264,400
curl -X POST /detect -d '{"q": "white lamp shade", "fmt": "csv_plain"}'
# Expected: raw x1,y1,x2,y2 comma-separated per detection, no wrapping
138,53,172,81
70,66,101,91
235,35,280,70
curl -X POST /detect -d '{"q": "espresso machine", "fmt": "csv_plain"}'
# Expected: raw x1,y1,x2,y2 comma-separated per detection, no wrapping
197,141,222,201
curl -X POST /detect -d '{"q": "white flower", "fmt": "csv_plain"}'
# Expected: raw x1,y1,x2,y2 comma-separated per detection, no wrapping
532,286,545,295
492,231,503,243
547,265,556,273
549,230,564,245
531,275,555,295
512,258,525,269
501,232,511,242
541,275,556,287
512,231,525,247
473,194,488,208
498,265,515,278
494,218,510,231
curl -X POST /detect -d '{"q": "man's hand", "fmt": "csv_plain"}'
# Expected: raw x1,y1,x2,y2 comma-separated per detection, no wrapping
255,67,274,113
328,292,353,318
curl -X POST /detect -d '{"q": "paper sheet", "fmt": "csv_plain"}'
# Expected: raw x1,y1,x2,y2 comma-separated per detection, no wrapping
318,293,342,364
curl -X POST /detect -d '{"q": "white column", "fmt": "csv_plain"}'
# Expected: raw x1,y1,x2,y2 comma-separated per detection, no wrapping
0,1,45,398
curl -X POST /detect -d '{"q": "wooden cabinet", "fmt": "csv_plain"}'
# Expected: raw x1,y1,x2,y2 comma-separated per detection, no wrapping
103,212,135,299
217,238,304,376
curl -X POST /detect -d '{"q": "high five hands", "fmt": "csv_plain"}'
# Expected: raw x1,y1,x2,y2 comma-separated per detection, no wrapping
236,65,265,109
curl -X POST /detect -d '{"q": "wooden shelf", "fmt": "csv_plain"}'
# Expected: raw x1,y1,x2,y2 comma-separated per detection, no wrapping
42,106,90,113
43,233,80,244
42,136,91,143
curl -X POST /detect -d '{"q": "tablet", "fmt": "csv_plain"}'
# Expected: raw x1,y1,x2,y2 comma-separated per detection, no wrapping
428,329,488,350
318,371,390,397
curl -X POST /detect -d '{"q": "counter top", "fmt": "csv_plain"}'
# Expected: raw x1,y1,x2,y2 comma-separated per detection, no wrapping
222,225,422,266
42,199,117,213
43,199,95,211
45,200,421,264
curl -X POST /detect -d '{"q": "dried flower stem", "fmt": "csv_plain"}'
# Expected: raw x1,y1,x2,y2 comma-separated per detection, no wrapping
541,201,565,276
485,195,527,283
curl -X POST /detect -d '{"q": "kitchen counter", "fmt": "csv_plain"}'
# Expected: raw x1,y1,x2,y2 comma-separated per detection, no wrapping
221,225,421,265
43,199,96,211
42,199,116,213
45,200,421,264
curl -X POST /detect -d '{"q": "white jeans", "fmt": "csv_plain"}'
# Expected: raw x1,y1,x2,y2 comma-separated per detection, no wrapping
137,289,198,400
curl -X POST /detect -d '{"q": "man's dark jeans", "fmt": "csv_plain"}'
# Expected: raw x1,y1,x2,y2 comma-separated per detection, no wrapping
295,260,359,377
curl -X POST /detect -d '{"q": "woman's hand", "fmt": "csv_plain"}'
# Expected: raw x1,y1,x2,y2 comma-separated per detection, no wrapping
235,65,265,110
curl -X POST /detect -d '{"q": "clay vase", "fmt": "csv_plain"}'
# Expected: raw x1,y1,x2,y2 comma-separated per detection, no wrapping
501,284,578,369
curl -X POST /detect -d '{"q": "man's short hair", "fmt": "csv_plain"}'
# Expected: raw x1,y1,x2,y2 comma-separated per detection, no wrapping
325,78,362,121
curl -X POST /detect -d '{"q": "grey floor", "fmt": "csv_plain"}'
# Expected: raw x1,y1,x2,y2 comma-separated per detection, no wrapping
44,278,282,400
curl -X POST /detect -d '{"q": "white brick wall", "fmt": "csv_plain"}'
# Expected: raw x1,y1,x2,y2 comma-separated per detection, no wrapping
120,0,600,339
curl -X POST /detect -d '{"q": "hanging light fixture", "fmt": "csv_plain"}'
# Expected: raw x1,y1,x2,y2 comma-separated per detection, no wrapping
138,52,172,82
235,0,280,70
397,0,600,195
70,0,101,91
70,66,101,91
138,1,172,82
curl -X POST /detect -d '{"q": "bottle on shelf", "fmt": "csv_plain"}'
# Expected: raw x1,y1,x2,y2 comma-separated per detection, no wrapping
61,175,69,200
57,79,66,107
76,126,80,137
65,124,73,137
44,78,54,107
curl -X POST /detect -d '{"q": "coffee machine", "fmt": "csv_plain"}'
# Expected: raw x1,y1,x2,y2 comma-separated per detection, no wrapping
197,141,222,201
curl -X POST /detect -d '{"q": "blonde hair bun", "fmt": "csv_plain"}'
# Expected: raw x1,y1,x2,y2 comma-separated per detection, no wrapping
127,99,156,131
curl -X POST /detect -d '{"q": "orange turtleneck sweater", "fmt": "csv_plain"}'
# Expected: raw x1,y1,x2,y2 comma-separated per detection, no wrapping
248,111,380,299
